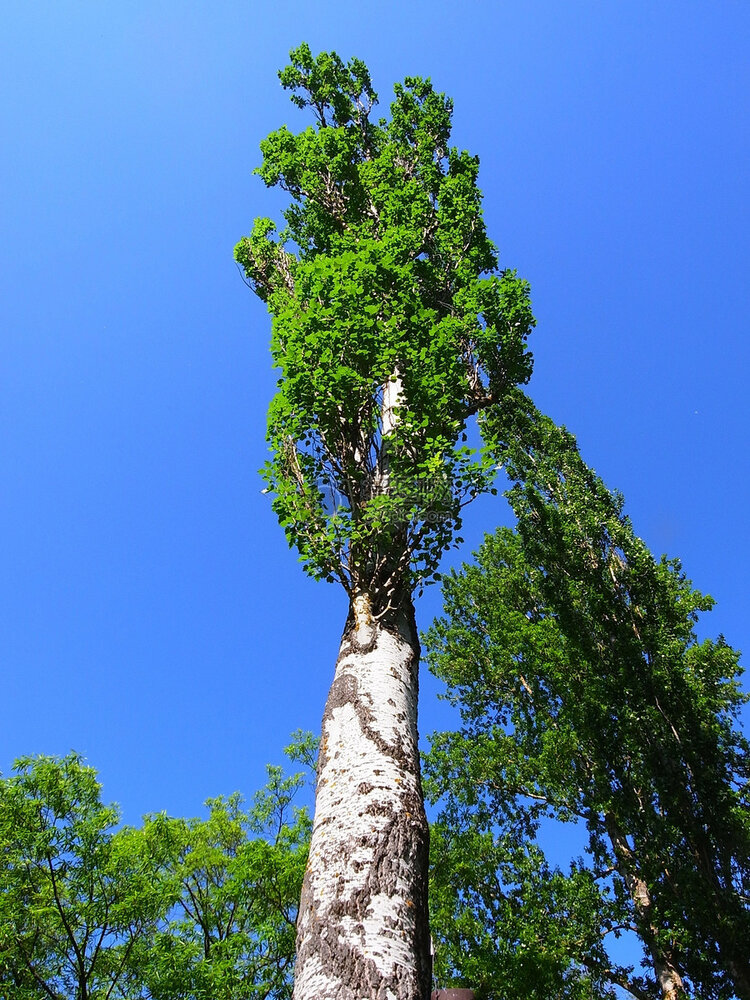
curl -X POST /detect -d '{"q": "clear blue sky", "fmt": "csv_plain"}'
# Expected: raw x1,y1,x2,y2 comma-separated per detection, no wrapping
1,1,748,830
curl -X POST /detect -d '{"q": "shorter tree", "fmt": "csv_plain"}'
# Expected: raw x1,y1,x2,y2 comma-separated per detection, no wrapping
142,739,313,1000
427,791,616,1000
424,395,750,1000
0,736,315,1000
0,753,170,1000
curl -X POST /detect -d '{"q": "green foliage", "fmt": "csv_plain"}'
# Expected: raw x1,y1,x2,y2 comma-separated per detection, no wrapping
424,396,750,1000
428,801,616,1000
142,763,311,1000
235,45,535,597
0,739,316,1000
0,752,170,1000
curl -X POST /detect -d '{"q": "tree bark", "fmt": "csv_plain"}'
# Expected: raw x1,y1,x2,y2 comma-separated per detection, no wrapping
727,959,750,1000
292,591,431,1000
605,815,686,1000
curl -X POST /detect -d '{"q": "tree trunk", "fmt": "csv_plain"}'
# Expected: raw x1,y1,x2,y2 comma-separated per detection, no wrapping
292,591,431,1000
727,959,750,1000
605,815,686,1000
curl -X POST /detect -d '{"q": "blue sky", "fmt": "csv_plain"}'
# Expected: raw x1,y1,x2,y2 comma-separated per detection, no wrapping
1,1,748,837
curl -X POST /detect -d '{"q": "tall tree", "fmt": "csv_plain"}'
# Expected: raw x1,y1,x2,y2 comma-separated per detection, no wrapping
424,395,750,1000
235,45,535,999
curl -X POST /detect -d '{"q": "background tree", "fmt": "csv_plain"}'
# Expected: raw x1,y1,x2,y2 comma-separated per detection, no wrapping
0,753,170,1000
0,738,314,1000
142,740,312,1000
235,45,535,1000
424,396,750,1000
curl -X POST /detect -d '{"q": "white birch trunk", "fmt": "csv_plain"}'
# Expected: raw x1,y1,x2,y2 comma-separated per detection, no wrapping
292,592,431,1000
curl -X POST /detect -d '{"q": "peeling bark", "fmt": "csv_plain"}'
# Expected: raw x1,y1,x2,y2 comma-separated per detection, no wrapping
292,593,431,1000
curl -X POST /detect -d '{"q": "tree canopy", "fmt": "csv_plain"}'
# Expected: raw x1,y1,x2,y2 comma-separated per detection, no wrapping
0,740,314,1000
0,753,169,1000
235,43,535,601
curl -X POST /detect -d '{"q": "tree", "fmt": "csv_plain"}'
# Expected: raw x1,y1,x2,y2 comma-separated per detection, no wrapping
142,739,313,1000
423,395,750,1000
234,44,535,999
0,752,170,1000
0,738,315,1000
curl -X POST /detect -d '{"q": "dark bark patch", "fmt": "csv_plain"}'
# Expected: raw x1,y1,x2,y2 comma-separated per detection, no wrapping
295,792,431,998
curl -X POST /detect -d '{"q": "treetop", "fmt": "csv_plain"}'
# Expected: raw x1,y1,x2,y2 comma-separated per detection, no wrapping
236,46,535,601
